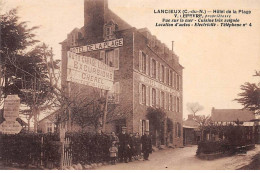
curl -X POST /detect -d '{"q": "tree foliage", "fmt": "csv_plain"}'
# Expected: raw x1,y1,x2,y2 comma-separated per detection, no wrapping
0,9,60,131
146,107,166,132
235,71,260,114
186,102,204,115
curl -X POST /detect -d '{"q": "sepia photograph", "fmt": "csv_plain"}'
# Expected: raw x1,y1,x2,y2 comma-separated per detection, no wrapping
0,0,259,170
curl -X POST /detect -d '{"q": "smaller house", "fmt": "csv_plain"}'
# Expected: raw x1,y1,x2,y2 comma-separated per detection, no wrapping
210,108,255,142
183,114,201,145
38,110,58,133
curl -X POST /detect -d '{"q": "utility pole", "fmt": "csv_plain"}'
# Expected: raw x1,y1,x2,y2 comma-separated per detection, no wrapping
102,90,109,132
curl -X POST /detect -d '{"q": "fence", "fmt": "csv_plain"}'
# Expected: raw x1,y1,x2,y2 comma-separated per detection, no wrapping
0,132,114,169
0,133,72,169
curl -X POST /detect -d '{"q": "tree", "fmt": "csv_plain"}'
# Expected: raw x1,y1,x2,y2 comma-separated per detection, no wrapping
146,107,166,146
186,102,204,115
193,115,211,141
235,71,260,115
0,9,59,132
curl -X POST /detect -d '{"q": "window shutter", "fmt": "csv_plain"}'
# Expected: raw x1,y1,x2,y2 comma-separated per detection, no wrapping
177,74,179,90
146,86,149,106
159,90,161,108
168,93,170,111
146,55,149,75
158,63,161,81
145,120,149,132
150,58,153,77
156,89,159,108
165,92,167,109
114,48,119,70
179,75,182,90
156,61,159,80
150,87,153,106
139,83,142,104
100,51,105,63
164,67,167,84
139,119,142,135
139,50,142,72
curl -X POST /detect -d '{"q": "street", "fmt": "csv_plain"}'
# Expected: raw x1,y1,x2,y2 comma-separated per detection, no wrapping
97,145,260,170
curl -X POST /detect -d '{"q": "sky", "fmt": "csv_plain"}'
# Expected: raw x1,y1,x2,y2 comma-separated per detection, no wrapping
1,0,260,119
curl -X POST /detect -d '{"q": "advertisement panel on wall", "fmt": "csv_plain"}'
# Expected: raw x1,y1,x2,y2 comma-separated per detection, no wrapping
66,51,114,90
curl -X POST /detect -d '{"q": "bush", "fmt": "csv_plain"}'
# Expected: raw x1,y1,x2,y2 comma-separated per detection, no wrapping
196,140,231,155
66,132,111,164
0,133,59,167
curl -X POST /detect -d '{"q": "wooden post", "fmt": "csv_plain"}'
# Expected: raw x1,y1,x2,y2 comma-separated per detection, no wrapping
67,82,71,131
102,90,108,132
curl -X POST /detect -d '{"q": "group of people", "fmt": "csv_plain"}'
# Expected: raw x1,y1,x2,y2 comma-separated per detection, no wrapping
109,127,152,165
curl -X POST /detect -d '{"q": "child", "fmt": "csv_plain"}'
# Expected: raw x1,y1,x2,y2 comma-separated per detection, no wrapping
109,141,118,165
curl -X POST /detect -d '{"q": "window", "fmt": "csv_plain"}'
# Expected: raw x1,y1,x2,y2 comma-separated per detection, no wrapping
152,59,156,78
108,82,120,104
177,97,180,112
177,74,179,90
100,48,119,70
166,68,169,85
161,64,165,82
105,50,114,67
139,51,149,74
174,72,177,89
169,70,173,87
175,122,181,137
170,95,173,111
152,88,156,107
161,91,165,109
47,122,53,133
103,21,116,40
140,119,149,135
142,52,146,72
179,75,181,90
106,26,112,37
174,96,176,112
142,84,146,105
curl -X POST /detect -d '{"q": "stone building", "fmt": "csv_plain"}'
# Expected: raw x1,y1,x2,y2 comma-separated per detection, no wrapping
60,0,184,147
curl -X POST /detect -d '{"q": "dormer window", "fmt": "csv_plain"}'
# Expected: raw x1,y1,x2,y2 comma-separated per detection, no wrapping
104,20,117,41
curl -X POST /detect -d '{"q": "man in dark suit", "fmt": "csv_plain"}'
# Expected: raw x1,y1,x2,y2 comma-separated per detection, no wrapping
141,130,152,160
118,126,130,163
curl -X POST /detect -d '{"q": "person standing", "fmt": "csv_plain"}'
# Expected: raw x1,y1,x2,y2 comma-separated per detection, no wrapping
118,126,130,163
134,132,141,160
109,141,118,165
127,133,134,162
141,130,152,161
110,131,119,146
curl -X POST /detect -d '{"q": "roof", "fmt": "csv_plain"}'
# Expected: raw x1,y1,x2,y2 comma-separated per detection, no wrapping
183,115,199,128
183,125,198,129
211,108,255,122
39,109,60,123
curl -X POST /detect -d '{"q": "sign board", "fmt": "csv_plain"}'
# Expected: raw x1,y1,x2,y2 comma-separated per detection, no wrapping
0,121,22,134
67,51,114,90
3,95,20,122
134,72,180,96
70,38,123,53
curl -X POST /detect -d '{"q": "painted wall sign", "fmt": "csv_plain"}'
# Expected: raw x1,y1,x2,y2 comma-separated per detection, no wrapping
70,38,123,53
66,51,114,90
134,71,180,96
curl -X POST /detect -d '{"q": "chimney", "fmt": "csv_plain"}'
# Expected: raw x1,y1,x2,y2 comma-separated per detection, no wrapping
84,0,108,42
